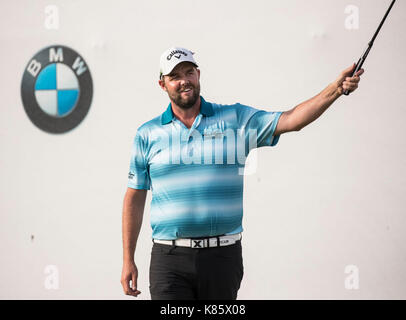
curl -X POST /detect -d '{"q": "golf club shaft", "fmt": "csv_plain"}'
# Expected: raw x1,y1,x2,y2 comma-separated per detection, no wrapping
343,0,396,96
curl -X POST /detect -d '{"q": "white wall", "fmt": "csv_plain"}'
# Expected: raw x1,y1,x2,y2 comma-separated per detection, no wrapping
1,0,405,299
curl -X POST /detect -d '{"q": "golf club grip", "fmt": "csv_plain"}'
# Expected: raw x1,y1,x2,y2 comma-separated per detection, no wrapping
343,58,364,96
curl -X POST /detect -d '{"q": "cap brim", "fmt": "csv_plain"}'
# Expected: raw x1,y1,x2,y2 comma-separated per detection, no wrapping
160,61,199,79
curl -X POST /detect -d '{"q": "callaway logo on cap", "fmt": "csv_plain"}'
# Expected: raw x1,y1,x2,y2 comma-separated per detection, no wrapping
159,47,198,79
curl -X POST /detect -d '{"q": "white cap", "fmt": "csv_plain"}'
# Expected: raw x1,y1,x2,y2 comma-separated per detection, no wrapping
159,47,198,79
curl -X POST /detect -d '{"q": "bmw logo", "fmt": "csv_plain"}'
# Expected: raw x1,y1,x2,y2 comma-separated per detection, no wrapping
21,45,93,134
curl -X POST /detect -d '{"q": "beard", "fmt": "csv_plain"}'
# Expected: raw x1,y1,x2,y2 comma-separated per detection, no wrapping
167,82,201,110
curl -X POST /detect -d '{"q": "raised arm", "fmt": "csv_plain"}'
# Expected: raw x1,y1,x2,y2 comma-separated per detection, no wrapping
274,64,364,135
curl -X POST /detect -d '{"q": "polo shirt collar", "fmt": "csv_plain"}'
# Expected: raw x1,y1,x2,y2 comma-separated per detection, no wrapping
161,96,214,125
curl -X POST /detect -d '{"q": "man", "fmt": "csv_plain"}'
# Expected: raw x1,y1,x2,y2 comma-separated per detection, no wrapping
121,47,364,300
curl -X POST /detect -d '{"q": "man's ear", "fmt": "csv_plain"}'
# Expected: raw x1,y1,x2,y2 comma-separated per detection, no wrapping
197,69,200,79
158,78,167,92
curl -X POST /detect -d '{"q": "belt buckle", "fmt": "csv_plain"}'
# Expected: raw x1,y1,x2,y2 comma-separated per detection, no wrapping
191,238,207,248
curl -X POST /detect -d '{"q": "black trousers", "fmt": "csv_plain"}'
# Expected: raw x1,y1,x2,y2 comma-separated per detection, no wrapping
149,240,244,300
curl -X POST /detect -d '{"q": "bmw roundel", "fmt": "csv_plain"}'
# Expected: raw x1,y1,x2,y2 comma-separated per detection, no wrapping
21,45,93,134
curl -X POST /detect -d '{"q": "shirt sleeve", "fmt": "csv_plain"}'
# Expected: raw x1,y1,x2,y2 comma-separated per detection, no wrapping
236,104,283,156
246,109,283,148
127,130,151,190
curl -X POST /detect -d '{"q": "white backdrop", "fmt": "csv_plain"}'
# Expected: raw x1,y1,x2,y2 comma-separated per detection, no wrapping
1,0,405,299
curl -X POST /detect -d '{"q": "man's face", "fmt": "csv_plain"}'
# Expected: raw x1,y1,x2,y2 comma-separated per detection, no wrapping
159,62,201,110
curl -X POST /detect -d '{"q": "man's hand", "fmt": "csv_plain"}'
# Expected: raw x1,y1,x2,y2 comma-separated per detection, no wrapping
334,63,365,95
121,261,141,297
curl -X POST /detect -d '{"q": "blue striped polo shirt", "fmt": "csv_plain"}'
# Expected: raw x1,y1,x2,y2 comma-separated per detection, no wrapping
127,96,282,240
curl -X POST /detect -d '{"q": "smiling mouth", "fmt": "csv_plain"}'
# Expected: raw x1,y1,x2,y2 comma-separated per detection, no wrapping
180,87,193,93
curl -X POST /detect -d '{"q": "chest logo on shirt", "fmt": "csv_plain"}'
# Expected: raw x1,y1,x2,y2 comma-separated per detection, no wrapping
21,45,93,134
203,130,224,138
203,121,225,138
